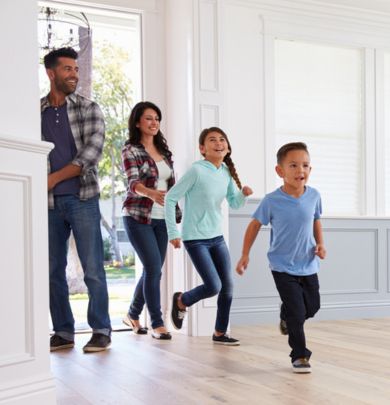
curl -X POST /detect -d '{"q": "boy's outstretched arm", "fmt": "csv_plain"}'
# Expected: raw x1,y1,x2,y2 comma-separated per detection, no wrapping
314,219,326,259
236,219,262,275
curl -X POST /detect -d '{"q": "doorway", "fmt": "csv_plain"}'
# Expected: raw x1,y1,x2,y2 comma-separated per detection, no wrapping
38,2,142,331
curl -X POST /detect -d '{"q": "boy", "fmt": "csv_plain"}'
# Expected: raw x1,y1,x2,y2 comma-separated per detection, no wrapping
236,142,326,373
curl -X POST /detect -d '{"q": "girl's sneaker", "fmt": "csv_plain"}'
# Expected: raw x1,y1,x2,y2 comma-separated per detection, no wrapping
292,358,311,373
212,333,240,346
171,292,187,330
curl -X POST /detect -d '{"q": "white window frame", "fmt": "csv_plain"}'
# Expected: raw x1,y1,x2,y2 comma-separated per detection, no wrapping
261,11,390,217
273,38,368,215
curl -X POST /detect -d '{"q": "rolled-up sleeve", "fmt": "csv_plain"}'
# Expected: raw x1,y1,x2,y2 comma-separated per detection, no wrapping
122,147,142,195
72,103,105,173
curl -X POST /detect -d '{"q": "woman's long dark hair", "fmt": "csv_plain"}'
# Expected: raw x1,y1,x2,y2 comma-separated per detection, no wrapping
126,101,172,157
199,127,242,189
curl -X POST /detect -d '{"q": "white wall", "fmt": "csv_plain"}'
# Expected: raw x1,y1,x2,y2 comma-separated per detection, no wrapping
211,0,390,324
0,0,41,141
160,0,390,333
0,0,56,404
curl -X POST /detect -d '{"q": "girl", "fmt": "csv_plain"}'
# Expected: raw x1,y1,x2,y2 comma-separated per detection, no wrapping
122,101,181,340
165,127,252,345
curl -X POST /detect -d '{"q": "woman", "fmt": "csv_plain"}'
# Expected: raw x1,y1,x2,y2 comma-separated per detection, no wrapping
122,101,181,340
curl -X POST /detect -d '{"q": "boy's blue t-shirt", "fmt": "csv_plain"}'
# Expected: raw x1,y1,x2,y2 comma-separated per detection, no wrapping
252,186,322,276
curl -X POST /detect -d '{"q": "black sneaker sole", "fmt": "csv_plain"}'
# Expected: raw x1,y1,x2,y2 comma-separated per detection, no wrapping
83,343,111,353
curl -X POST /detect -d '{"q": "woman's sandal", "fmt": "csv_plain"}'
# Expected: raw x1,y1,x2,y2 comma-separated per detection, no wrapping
151,330,172,340
123,315,148,335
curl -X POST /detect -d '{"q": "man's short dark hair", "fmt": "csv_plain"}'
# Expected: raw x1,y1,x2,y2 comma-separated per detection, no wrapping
277,142,309,164
44,47,78,69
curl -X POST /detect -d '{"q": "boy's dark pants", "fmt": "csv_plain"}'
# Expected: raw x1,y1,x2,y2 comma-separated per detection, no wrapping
272,271,320,362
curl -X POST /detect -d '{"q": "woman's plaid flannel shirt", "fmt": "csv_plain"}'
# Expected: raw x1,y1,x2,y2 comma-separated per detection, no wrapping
122,143,182,224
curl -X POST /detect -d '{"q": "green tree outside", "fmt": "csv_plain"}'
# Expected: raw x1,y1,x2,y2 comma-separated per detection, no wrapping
92,41,133,264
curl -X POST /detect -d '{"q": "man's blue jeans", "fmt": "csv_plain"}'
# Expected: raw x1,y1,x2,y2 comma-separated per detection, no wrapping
182,236,233,333
48,195,111,340
123,216,168,329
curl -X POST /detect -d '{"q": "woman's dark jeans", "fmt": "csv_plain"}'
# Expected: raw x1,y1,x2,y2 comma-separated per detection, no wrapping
123,216,168,329
182,236,233,333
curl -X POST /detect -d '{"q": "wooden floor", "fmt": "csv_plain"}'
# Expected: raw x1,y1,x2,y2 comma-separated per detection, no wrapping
52,318,390,405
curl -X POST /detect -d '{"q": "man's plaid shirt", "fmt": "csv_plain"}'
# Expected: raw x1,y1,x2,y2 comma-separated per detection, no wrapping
122,142,181,224
41,93,105,209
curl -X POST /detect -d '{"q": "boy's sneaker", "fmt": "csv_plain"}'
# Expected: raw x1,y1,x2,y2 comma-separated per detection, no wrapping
212,334,240,346
171,292,187,330
83,333,111,353
292,358,312,373
50,335,75,352
279,319,288,335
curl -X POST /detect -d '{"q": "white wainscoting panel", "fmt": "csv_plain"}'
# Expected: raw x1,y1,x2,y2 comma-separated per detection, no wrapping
0,138,55,404
387,229,390,293
199,0,219,91
200,104,220,128
0,175,33,366
320,228,378,295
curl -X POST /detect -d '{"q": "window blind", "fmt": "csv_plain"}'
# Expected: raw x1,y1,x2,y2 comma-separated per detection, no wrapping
274,39,363,215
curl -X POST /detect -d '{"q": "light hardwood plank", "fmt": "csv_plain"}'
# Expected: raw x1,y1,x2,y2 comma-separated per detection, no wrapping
51,318,390,404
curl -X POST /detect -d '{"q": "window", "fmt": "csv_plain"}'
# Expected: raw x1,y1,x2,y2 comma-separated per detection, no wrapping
115,217,129,242
274,39,363,215
117,230,129,243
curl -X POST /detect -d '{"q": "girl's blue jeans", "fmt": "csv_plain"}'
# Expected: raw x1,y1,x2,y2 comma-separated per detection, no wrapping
123,216,168,329
182,236,233,333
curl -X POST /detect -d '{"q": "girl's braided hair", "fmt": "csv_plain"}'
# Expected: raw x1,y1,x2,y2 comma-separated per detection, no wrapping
199,127,242,189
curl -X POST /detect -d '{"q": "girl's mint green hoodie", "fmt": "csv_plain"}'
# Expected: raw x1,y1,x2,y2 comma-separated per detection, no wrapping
165,159,246,241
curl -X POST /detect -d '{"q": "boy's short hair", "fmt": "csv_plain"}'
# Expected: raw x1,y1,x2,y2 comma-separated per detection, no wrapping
277,142,309,164
44,47,78,69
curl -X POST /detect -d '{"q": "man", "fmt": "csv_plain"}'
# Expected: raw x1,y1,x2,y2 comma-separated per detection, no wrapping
41,47,111,353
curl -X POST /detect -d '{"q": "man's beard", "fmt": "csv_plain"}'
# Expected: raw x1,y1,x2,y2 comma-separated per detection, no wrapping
54,77,78,95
